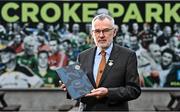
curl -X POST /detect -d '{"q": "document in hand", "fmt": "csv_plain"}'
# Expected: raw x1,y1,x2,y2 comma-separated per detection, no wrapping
56,63,94,100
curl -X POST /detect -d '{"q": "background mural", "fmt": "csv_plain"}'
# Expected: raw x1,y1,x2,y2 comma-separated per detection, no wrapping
0,0,179,88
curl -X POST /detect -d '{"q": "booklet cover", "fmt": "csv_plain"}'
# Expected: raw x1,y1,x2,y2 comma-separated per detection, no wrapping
56,63,94,100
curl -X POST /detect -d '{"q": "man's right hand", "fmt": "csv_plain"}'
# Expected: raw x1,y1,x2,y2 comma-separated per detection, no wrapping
59,81,67,91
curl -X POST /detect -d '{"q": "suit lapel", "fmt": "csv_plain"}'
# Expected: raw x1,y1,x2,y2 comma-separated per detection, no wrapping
98,44,120,87
86,47,97,88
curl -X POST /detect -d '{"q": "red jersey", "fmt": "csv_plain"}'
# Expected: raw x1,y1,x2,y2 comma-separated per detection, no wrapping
48,51,68,69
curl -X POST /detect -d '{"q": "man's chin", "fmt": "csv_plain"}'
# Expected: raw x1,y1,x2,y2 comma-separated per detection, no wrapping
98,43,109,49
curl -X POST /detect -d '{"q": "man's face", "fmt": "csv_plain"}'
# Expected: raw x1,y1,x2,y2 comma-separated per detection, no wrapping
121,24,128,33
14,35,21,43
143,24,150,31
48,25,54,32
49,40,58,54
153,24,159,31
164,27,172,37
162,52,173,66
85,24,92,34
61,41,70,51
1,52,11,64
13,23,19,29
130,36,138,48
177,26,180,32
37,23,44,30
132,23,138,31
38,36,45,43
24,42,35,55
115,36,123,45
149,44,161,62
72,24,79,33
169,37,179,49
38,52,48,68
91,18,116,49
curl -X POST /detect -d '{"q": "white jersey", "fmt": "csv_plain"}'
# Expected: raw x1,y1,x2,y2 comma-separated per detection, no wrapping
0,71,43,88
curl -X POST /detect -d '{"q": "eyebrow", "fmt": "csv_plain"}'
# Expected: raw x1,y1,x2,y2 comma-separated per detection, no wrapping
92,27,114,30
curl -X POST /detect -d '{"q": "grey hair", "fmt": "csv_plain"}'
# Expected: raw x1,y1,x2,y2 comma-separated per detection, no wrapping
92,14,115,29
23,35,37,45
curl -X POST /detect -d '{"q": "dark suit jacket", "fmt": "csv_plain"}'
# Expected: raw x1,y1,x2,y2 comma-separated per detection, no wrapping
78,44,141,111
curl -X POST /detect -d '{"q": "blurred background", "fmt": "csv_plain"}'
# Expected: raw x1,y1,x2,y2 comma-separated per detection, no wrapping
0,0,179,111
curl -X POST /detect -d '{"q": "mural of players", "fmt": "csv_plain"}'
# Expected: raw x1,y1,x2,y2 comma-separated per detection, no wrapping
33,50,59,88
0,47,43,88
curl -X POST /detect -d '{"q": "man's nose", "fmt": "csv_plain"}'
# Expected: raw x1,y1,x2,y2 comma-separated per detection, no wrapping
99,31,105,37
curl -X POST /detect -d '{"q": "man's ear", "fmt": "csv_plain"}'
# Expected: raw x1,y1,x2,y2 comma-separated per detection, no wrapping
113,28,117,37
90,30,93,36
90,30,94,38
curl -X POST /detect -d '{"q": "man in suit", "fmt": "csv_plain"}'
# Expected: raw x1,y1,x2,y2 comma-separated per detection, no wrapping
61,14,141,111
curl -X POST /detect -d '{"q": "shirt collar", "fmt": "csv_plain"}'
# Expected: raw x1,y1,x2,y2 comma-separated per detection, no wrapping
97,43,113,56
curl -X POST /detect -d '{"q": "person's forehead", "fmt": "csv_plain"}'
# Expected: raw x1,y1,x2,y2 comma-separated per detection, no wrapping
39,53,48,57
49,40,57,44
1,52,9,55
15,35,21,38
163,52,173,56
93,18,113,28
73,24,79,28
150,45,160,50
121,24,126,28
1,52,11,57
130,37,137,41
133,23,138,27
152,47,160,50
26,42,34,46
165,27,171,31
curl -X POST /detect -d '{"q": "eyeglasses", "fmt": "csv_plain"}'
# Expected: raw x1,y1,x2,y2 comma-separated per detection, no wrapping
92,28,114,35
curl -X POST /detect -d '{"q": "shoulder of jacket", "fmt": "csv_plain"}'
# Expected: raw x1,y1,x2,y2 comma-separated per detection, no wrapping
80,47,95,56
114,44,134,54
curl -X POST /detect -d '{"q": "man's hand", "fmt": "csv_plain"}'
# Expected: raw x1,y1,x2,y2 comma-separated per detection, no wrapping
59,81,67,91
85,87,108,98
150,70,159,78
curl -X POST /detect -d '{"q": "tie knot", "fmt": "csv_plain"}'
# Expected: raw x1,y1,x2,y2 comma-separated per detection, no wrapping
101,50,106,56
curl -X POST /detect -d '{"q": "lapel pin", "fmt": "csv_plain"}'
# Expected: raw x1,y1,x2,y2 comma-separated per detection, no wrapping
75,64,80,70
108,60,114,66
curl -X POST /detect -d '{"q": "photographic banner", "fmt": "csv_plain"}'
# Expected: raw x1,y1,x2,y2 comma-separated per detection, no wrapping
0,0,179,88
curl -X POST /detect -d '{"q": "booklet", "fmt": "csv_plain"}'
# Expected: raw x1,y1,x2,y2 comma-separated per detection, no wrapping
56,63,94,100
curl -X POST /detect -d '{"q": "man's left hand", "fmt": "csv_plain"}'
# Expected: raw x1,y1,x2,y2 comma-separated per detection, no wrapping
85,87,108,98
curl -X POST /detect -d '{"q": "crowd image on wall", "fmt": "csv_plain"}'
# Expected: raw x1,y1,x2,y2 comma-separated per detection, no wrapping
0,7,180,89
